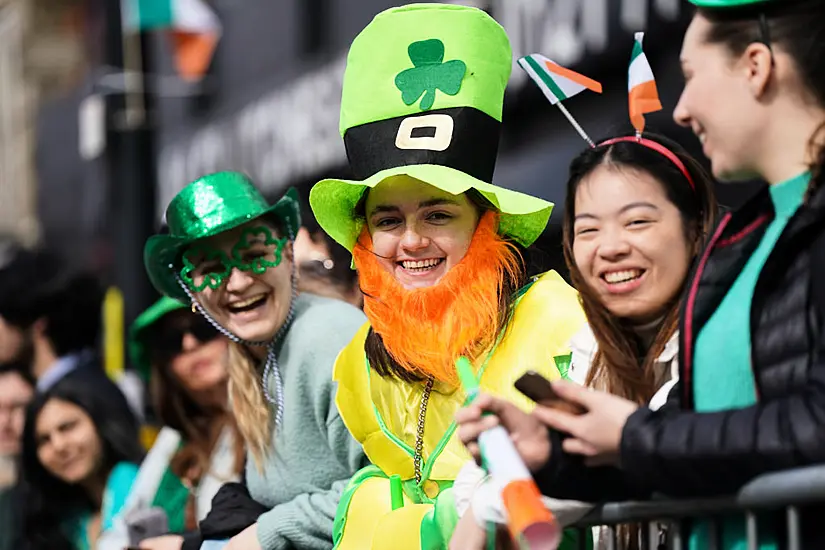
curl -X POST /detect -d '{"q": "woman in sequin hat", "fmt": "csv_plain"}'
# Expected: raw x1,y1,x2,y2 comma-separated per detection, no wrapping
143,172,368,550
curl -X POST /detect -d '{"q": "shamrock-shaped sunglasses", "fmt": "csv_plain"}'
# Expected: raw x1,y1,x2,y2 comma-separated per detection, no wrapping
180,225,288,293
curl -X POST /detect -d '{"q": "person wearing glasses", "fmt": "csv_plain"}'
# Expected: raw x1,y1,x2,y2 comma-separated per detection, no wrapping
0,360,35,550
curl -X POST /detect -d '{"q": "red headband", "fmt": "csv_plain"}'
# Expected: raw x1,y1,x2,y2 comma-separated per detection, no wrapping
596,136,695,191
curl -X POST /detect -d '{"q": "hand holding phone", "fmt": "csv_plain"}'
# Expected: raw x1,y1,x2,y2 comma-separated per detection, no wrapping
514,371,586,415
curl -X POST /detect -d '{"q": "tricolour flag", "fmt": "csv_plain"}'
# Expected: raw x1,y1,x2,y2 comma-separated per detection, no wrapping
122,0,221,81
518,54,603,105
628,32,662,134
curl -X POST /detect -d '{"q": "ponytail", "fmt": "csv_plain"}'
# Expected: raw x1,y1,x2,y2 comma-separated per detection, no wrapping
226,342,271,470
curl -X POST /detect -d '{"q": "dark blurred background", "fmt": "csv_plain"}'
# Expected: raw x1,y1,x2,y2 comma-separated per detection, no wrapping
2,0,761,327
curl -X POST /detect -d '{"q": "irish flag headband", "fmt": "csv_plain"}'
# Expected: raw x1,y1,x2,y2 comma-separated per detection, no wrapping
520,32,694,191
597,32,695,191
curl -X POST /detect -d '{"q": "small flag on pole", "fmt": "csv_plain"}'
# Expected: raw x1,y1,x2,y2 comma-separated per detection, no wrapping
122,0,221,81
628,32,662,135
518,54,602,105
518,54,602,147
122,0,173,32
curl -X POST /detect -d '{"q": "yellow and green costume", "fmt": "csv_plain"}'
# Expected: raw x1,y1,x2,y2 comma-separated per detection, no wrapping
331,271,585,550
309,4,588,548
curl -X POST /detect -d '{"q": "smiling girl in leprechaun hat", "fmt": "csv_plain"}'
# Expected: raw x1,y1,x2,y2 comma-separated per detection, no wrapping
308,4,587,550
143,174,368,550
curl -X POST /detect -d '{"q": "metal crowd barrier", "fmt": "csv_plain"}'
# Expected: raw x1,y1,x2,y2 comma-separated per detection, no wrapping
567,464,825,550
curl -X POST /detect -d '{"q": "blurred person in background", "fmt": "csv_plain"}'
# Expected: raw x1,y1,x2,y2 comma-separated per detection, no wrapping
0,360,35,550
0,246,141,423
98,296,244,550
142,173,367,550
294,223,363,308
20,374,145,550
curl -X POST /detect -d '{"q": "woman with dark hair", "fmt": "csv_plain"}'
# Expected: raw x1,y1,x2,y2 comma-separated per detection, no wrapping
451,132,718,549
561,132,717,408
0,246,140,421
457,0,825,547
20,373,145,550
307,5,586,549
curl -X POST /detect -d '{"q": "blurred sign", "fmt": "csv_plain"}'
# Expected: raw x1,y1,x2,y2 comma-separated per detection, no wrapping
157,0,682,215
157,55,348,214
492,0,680,88
25,0,89,98
79,93,106,160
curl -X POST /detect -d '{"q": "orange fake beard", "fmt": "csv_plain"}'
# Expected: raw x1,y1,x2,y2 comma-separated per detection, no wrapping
352,211,522,386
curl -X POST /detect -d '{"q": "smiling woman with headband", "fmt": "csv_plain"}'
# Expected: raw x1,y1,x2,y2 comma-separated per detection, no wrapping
142,173,368,550
452,130,718,550
563,132,716,405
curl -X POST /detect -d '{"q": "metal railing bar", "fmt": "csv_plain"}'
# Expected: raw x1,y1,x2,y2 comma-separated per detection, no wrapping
606,525,616,550
745,511,757,550
708,519,719,550
671,522,684,550
575,497,737,525
568,464,825,527
786,506,801,550
735,464,825,508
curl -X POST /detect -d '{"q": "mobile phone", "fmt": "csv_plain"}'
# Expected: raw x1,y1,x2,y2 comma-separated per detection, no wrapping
514,370,585,414
126,507,169,546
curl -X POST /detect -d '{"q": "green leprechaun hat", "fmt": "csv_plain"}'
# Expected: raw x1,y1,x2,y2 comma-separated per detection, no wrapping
309,3,554,254
128,296,187,381
144,171,301,302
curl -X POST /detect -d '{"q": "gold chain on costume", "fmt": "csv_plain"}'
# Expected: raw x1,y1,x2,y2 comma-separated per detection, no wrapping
413,377,435,484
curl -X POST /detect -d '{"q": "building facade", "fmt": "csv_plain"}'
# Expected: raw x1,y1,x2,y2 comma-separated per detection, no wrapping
33,0,759,272
0,0,37,244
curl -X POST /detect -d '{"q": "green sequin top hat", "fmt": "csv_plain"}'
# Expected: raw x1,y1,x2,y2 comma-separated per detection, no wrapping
129,296,187,382
144,171,301,302
310,3,554,255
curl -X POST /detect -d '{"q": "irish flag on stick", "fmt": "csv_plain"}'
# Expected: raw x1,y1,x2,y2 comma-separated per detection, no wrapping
518,54,602,146
628,32,662,134
518,54,602,105
122,0,221,81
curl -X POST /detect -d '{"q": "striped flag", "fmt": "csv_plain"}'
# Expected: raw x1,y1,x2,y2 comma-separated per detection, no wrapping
628,32,662,134
122,0,221,81
518,53,602,146
518,54,603,105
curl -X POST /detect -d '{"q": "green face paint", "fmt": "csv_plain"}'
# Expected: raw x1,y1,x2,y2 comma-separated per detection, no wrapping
179,225,288,292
